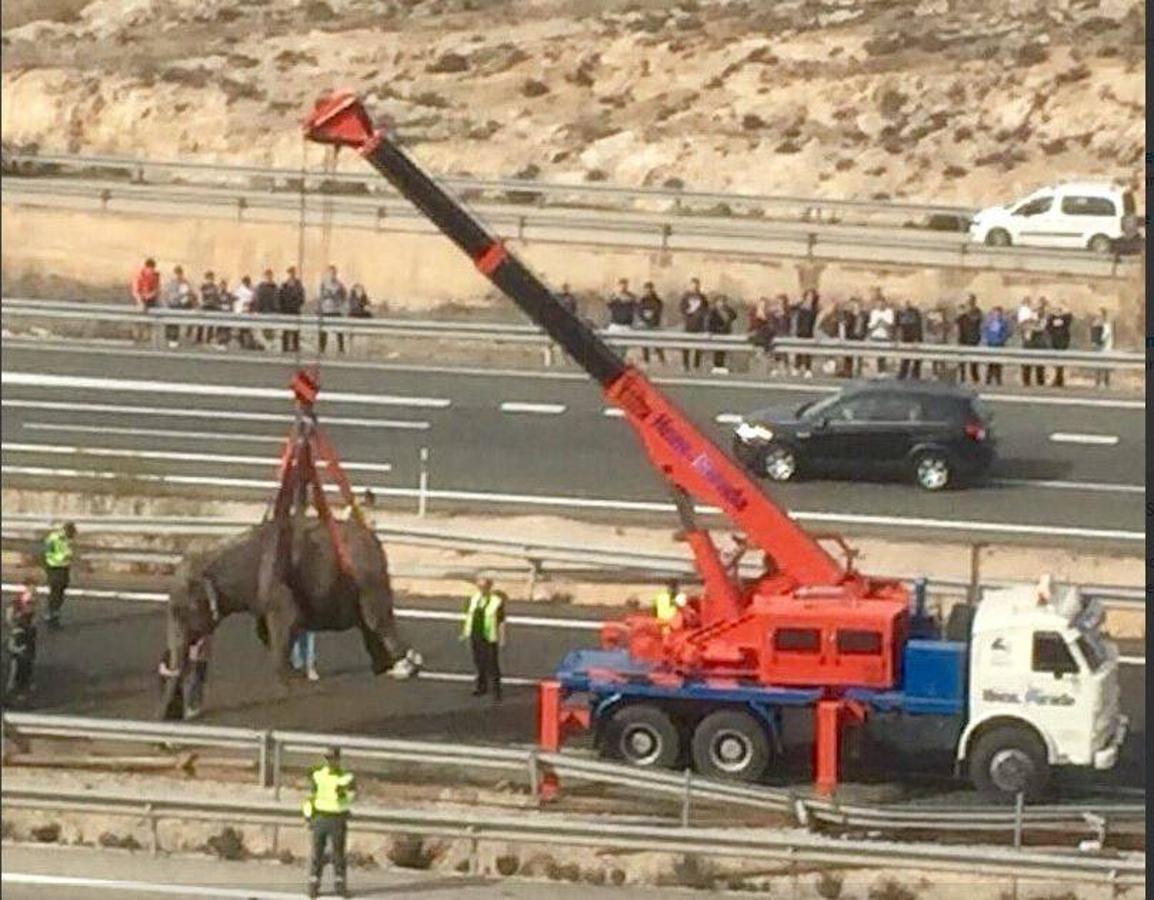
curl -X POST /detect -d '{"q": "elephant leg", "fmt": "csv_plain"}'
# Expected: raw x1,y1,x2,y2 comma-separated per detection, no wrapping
357,580,422,679
254,616,270,648
263,584,299,689
359,624,392,675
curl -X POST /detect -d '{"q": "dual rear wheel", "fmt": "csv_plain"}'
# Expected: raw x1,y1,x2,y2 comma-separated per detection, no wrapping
601,704,771,782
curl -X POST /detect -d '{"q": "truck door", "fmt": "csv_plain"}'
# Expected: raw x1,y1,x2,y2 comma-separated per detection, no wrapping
1027,631,1088,756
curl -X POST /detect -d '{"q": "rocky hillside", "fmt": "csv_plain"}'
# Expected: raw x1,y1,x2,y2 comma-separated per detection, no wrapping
1,0,1145,208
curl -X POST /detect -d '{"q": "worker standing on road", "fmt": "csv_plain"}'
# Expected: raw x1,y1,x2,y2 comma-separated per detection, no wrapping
42,522,76,630
303,746,355,899
652,579,688,627
462,575,506,701
5,581,39,706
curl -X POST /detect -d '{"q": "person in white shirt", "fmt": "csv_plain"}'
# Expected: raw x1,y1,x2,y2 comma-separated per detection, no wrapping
233,275,258,349
865,288,895,374
1090,307,1114,388
1016,296,1045,387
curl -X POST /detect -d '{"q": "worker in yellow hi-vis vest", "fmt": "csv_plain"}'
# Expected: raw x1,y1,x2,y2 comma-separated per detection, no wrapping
462,575,507,701
652,579,688,626
302,746,355,899
42,522,77,630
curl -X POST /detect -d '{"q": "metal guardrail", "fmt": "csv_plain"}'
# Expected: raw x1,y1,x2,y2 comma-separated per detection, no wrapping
2,297,1141,371
2,150,979,223
0,514,1144,610
3,172,1140,280
1,713,1145,854
5,785,1143,885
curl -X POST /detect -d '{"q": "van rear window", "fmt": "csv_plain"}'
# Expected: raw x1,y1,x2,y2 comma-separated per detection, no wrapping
1061,196,1116,217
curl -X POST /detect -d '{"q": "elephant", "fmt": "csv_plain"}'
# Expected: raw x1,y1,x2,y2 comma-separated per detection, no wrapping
160,516,422,717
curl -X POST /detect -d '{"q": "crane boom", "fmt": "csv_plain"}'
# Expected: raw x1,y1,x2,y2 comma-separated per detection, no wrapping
303,92,845,588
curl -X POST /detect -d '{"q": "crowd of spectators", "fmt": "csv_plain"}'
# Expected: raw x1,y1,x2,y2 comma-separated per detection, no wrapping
130,258,373,354
589,277,1113,389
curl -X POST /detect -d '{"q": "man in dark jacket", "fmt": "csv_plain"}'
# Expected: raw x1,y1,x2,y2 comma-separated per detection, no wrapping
706,294,738,371
606,278,636,328
679,277,708,370
895,300,924,380
1045,302,1073,387
636,281,665,364
556,282,578,316
955,293,983,383
197,270,220,345
254,269,280,350
279,266,305,353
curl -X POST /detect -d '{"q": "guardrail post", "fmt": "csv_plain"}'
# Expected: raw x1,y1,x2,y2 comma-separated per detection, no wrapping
806,232,817,259
376,206,387,231
258,731,273,788
417,447,430,518
99,188,111,210
660,223,672,252
467,825,480,875
1012,792,1024,849
967,544,986,605
543,342,554,367
272,737,283,799
236,197,247,222
145,803,158,856
150,315,164,350
526,559,542,601
133,164,145,184
517,216,526,242
681,768,692,827
527,750,540,804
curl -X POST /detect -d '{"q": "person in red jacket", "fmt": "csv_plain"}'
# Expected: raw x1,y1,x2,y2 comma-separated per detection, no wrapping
131,258,161,342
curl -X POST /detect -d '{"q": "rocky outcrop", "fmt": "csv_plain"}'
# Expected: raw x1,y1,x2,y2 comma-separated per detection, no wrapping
1,0,1144,207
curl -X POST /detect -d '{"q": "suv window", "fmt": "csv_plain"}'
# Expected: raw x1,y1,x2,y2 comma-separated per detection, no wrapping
1014,196,1053,216
922,395,959,422
1061,195,1116,217
853,393,921,423
1032,632,1079,675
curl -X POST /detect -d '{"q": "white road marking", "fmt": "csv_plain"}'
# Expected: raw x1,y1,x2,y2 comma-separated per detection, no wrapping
1049,432,1121,446
1,872,300,899
23,423,287,444
0,371,451,409
1119,656,1145,666
498,401,566,414
2,398,431,430
602,408,626,418
714,413,743,424
0,465,1141,542
977,392,1143,411
990,478,1142,495
1,443,393,473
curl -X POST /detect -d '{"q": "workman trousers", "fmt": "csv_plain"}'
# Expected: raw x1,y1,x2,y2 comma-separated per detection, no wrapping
44,567,70,627
471,636,502,699
6,641,36,700
308,812,349,893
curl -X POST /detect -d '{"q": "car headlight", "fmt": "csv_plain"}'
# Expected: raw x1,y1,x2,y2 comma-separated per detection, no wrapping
735,421,775,443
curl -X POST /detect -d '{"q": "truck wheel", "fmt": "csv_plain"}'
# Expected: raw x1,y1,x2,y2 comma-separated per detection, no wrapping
603,704,681,769
969,726,1049,802
691,710,770,782
985,228,1011,248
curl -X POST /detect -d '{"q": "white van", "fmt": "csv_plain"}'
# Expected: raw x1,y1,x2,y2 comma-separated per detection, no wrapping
967,181,1140,253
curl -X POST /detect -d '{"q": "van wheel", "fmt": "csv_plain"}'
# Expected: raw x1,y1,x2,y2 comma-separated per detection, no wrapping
985,229,1011,247
1087,234,1113,254
969,726,1049,802
603,704,681,769
762,443,798,482
691,710,771,782
913,450,952,491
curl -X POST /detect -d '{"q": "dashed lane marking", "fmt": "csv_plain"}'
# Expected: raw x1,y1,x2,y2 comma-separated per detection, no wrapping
498,401,567,414
1,872,301,899
1049,432,1121,446
1,443,393,473
23,423,288,444
1,398,432,430
0,371,451,409
990,478,1142,495
714,413,743,424
603,408,626,417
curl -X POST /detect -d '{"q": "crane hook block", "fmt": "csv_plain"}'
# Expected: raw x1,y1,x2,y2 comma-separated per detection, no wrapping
303,91,376,150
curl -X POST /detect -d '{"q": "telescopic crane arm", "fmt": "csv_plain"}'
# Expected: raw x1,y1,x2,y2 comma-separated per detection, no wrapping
303,92,847,593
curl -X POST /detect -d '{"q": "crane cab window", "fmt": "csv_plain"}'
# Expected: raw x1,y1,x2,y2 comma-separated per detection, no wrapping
774,628,820,653
837,629,882,655
1032,631,1079,676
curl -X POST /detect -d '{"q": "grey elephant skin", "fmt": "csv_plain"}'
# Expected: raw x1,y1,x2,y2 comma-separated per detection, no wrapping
160,518,421,717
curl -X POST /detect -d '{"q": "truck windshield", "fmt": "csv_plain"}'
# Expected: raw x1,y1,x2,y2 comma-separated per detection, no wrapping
1076,634,1106,673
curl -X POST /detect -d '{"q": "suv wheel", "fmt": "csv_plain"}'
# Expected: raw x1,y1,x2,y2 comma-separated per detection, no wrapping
913,450,952,491
984,228,1011,248
762,443,797,482
969,726,1049,802
1087,233,1113,254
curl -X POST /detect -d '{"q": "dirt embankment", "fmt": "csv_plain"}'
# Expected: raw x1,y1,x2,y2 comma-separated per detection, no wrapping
1,0,1145,210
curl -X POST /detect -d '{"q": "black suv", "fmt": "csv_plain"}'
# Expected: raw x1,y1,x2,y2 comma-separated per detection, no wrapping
731,381,995,491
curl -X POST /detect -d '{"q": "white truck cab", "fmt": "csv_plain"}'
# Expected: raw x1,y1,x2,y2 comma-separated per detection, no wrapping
967,181,1139,254
959,576,1127,800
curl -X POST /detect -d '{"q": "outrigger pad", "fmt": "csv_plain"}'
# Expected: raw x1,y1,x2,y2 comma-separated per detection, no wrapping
303,91,375,149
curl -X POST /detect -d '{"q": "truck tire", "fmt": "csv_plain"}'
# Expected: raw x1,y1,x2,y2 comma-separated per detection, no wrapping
969,726,1049,802
603,704,681,769
690,709,771,782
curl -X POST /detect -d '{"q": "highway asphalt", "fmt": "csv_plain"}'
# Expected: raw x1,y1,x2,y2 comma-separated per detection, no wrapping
0,585,1144,796
0,341,1144,547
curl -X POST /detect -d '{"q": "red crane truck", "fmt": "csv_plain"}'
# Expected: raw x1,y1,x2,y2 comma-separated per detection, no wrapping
303,93,1126,801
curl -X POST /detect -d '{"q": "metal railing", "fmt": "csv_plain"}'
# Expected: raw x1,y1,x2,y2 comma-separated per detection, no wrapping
2,713,1145,856
3,171,1140,280
0,514,1144,610
2,297,1142,373
5,785,1143,884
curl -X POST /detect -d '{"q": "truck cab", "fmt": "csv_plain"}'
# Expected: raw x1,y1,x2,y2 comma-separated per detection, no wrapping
959,577,1127,800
